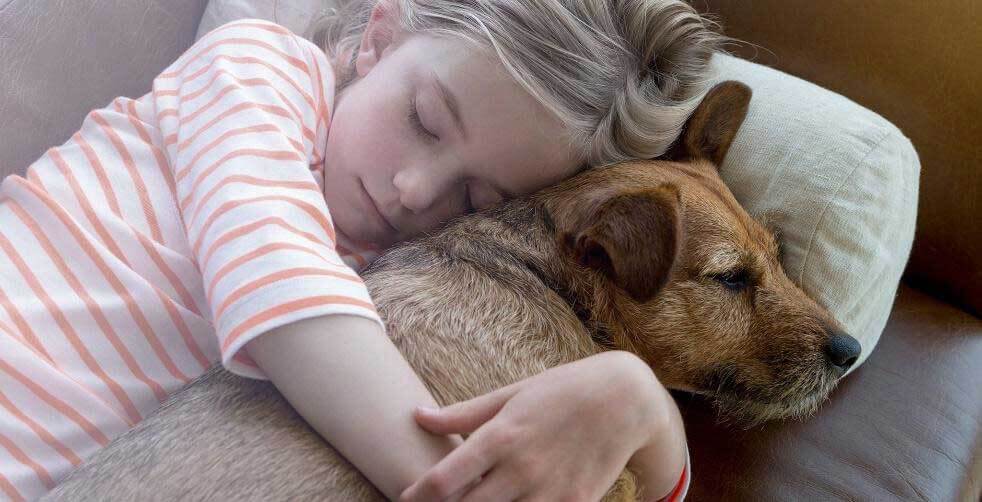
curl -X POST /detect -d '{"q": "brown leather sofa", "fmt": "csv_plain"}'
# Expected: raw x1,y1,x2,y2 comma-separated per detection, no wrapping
1,1,979,501
681,2,982,500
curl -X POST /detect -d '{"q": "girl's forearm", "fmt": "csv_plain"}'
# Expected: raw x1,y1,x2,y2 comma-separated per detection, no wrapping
246,314,463,500
626,366,689,502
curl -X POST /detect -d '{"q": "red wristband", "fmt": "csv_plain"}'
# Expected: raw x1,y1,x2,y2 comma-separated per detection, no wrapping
654,444,690,502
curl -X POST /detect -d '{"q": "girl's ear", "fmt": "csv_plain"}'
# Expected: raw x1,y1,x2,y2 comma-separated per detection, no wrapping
355,0,403,78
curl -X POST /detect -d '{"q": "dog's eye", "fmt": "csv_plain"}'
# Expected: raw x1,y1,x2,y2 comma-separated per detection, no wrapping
713,269,750,291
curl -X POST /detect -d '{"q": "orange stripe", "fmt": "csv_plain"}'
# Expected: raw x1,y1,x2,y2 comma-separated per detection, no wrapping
201,216,331,271
0,294,131,429
0,319,16,339
8,202,182,400
129,227,206,317
192,194,336,256
207,242,342,302
175,123,301,184
0,231,142,425
25,168,42,185
152,288,212,372
214,267,365,321
169,101,312,153
222,295,378,353
159,20,297,84
51,146,209,369
335,226,382,254
187,174,319,222
0,285,55,366
305,42,330,165
49,149,204,317
232,349,260,370
159,37,310,81
11,203,190,388
47,149,131,266
8,204,175,412
0,432,55,490
156,54,315,125
0,388,82,468
159,70,313,129
0,334,122,439
0,470,25,502
90,112,165,243
179,148,304,201
12,178,196,414
118,99,179,205
190,21,296,57
74,131,123,216
335,244,368,269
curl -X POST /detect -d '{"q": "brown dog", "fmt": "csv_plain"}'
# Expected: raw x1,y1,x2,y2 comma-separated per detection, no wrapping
42,81,861,501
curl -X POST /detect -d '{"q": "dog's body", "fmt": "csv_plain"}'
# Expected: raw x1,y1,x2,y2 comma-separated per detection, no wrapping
42,83,860,501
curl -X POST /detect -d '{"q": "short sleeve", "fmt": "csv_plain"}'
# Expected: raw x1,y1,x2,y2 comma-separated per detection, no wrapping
150,19,385,379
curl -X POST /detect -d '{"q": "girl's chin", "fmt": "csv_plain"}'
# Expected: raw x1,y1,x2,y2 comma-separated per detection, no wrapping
344,224,394,250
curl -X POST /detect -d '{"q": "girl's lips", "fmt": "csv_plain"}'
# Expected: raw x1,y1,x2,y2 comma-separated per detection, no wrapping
358,179,398,235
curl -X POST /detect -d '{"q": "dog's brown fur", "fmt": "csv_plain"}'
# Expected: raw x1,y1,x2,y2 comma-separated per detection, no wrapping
42,82,859,501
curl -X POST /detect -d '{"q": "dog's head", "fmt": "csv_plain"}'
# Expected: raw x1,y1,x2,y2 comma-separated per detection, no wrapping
544,81,861,427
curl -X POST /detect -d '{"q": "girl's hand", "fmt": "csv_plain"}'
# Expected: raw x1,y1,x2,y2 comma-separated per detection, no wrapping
398,350,659,502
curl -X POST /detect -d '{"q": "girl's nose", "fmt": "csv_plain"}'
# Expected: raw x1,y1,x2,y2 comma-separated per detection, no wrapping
392,165,457,214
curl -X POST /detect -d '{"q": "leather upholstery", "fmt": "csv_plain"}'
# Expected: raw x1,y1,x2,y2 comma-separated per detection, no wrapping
0,0,210,179
679,285,982,501
698,0,982,317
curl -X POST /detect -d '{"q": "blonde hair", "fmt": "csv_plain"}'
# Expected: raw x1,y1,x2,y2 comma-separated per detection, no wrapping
304,0,725,168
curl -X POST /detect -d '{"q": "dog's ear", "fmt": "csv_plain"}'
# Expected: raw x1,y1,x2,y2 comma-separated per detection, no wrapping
665,81,752,168
559,184,682,302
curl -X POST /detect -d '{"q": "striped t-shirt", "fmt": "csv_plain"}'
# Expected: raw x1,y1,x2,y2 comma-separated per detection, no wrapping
0,17,693,502
0,19,385,500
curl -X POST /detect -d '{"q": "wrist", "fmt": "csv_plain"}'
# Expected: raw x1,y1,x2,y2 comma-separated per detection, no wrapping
615,352,687,501
606,351,668,447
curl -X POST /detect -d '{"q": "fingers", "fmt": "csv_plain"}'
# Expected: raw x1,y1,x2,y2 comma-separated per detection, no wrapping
414,381,522,435
460,466,525,502
399,427,498,502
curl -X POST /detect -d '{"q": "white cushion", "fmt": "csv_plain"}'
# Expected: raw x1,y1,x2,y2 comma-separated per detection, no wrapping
195,5,920,376
196,0,327,40
709,54,918,375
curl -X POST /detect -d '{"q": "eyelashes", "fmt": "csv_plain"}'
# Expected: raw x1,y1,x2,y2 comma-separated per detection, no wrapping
408,96,438,142
407,95,473,212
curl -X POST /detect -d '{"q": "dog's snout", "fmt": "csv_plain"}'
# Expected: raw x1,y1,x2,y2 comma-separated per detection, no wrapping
824,332,861,372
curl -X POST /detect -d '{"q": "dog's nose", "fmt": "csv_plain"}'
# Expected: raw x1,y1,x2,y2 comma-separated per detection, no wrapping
824,333,862,371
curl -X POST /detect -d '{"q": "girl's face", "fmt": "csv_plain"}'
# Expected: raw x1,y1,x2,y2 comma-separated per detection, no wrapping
322,3,583,248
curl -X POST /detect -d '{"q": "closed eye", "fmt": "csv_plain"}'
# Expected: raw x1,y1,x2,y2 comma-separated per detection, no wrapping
408,96,438,143
711,268,750,291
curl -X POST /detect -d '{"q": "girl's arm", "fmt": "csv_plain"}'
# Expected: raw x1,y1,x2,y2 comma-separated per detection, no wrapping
151,20,457,499
400,351,688,501
626,370,690,502
247,314,462,500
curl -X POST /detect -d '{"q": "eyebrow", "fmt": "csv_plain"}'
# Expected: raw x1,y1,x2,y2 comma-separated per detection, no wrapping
430,70,517,198
431,71,467,139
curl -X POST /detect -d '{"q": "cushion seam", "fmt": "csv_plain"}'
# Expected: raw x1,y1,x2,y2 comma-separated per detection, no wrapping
797,128,895,284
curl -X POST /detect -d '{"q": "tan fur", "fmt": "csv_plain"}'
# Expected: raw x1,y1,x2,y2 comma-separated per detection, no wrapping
42,82,856,501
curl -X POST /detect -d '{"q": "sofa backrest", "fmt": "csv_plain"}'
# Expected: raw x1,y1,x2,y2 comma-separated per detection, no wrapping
0,0,210,179
699,0,982,316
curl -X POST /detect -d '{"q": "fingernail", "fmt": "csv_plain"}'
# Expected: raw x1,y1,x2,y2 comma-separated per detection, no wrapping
417,405,438,414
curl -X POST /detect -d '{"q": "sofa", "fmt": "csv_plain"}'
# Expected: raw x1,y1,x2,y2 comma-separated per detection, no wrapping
0,1,979,500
